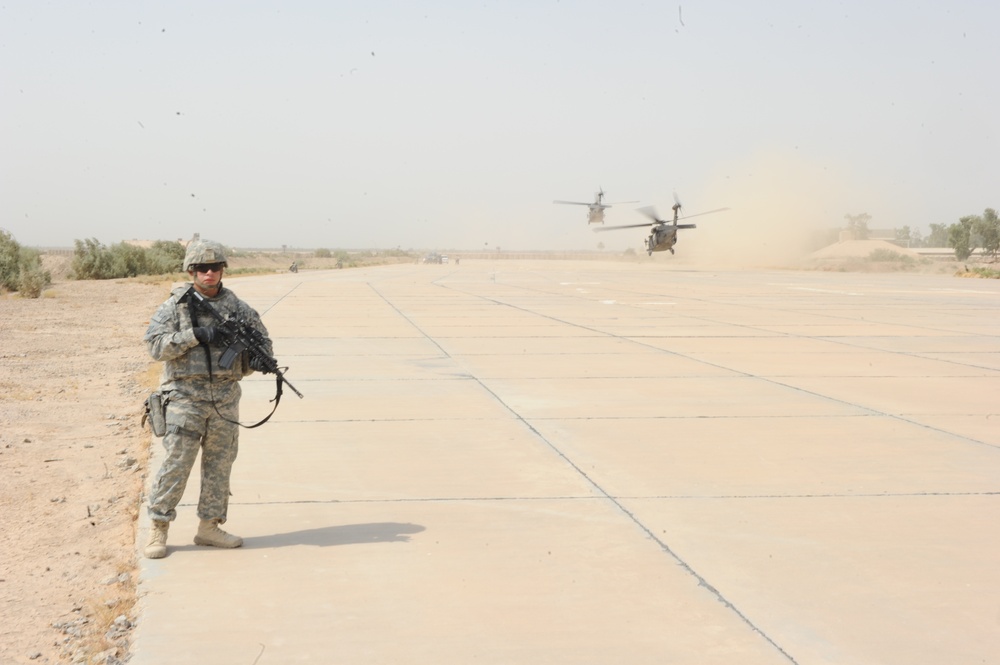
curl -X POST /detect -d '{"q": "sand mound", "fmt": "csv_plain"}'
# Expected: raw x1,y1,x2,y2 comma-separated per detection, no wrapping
40,252,75,279
808,239,921,259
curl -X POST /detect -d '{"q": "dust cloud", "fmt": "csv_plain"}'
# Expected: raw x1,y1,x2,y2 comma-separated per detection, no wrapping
680,152,848,269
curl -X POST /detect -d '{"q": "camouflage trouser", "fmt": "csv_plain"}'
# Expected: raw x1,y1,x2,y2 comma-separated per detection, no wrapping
147,385,240,524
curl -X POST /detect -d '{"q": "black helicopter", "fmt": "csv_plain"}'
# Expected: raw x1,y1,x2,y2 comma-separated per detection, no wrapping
553,188,637,225
595,197,728,255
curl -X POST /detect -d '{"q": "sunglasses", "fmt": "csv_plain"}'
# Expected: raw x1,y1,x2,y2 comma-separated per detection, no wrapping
191,263,225,273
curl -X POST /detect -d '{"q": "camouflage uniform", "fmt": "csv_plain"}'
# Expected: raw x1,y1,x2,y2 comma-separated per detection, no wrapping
145,282,272,524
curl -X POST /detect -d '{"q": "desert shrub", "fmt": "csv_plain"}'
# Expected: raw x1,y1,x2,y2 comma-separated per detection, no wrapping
315,248,332,258
73,238,189,279
72,238,114,279
225,267,275,276
110,242,152,277
147,240,186,273
0,229,51,296
18,263,51,298
965,266,1000,279
0,229,22,290
867,249,915,264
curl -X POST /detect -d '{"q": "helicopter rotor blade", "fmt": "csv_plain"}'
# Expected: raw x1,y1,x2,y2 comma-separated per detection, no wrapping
553,200,592,206
637,206,667,225
677,207,730,221
593,223,652,232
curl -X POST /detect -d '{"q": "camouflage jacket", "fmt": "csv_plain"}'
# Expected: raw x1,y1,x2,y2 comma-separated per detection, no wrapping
145,283,273,395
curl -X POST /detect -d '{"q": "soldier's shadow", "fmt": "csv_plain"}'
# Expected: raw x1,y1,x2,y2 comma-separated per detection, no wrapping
243,522,426,549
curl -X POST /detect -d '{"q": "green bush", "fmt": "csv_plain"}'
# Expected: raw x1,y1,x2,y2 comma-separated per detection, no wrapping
110,242,151,277
72,238,188,280
147,240,186,273
867,249,915,264
18,263,51,298
315,248,332,258
966,266,1000,279
0,229,51,297
72,238,113,279
0,229,21,290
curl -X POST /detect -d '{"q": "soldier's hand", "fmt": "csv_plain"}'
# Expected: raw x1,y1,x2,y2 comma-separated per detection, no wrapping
193,326,220,344
249,355,275,374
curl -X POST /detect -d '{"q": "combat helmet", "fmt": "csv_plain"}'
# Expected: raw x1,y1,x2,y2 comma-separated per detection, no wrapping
183,240,229,271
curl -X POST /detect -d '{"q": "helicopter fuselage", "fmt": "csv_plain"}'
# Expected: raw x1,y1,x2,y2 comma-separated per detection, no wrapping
647,226,679,254
587,206,608,224
555,189,627,225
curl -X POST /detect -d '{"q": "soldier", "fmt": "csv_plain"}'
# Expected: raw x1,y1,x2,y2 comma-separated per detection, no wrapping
143,239,273,559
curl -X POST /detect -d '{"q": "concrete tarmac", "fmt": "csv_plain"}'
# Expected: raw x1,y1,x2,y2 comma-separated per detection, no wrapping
133,260,1000,664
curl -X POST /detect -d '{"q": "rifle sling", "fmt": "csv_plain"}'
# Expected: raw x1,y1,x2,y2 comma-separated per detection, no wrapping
186,290,281,429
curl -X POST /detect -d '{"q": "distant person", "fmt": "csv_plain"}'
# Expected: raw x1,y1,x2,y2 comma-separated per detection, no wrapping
289,261,298,273
143,240,274,559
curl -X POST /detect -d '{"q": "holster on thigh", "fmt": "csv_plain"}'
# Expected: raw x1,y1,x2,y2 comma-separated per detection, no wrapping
165,406,208,439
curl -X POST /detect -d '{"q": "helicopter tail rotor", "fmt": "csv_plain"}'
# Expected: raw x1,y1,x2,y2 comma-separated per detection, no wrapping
672,192,683,222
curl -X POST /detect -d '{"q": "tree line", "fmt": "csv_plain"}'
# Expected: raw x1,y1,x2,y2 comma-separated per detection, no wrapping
846,209,999,260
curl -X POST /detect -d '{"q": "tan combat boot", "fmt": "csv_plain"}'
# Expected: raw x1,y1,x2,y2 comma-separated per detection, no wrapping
194,519,243,548
144,521,169,559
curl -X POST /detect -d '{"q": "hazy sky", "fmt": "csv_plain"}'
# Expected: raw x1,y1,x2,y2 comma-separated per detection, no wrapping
2,1,997,253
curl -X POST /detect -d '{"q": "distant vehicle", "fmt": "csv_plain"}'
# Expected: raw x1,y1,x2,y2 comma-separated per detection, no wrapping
422,253,443,264
441,255,449,264
595,195,728,255
553,188,637,225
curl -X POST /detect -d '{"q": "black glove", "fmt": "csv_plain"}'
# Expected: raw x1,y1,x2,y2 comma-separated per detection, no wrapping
193,326,220,344
249,354,275,374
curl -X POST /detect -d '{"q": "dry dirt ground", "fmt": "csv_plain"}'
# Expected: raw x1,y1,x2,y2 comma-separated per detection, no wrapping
0,277,165,665
0,249,989,665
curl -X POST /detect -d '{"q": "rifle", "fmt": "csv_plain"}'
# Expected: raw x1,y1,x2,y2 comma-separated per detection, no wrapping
185,287,304,399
